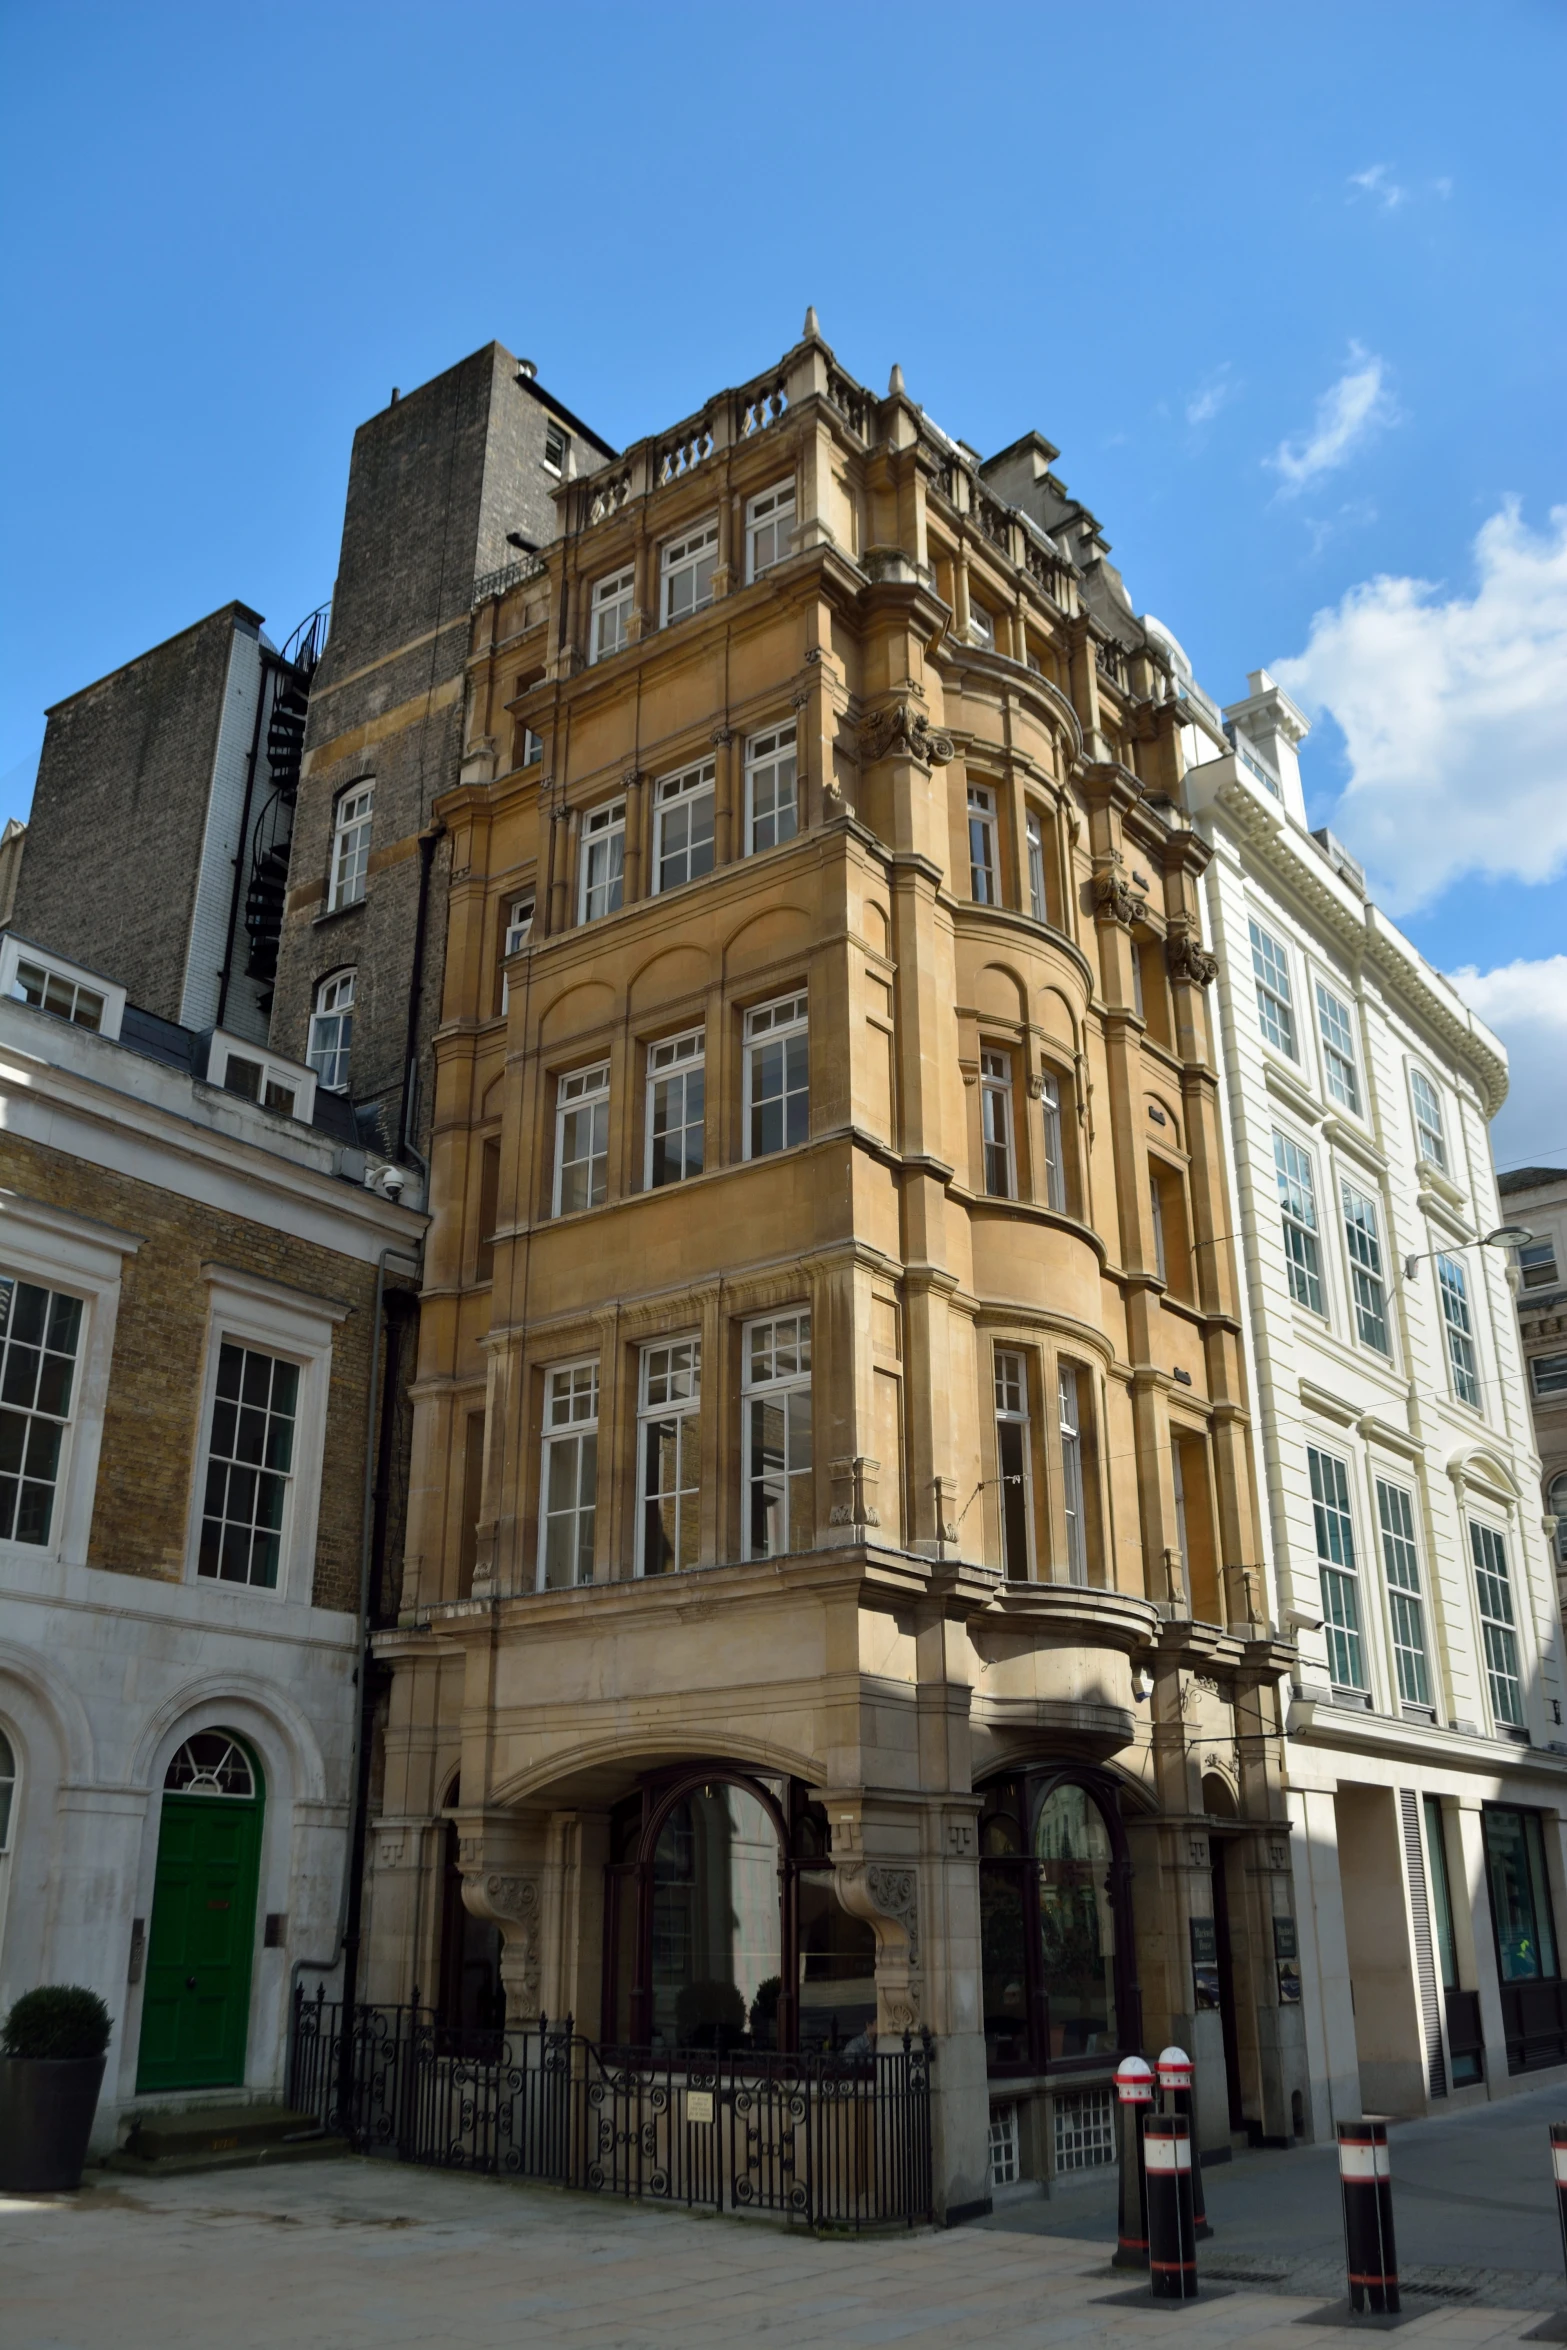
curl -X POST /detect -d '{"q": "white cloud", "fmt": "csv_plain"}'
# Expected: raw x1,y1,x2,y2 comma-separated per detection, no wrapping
1448,958,1567,1172
1274,502,1567,909
1186,367,1237,428
1348,163,1407,211
1268,345,1396,495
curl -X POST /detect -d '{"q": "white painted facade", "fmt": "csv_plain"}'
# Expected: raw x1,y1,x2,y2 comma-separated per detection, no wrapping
0,981,422,2147
1172,663,1567,2133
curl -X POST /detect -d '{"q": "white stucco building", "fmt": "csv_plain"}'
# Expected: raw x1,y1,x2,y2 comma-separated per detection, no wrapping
1162,648,1567,2129
0,932,422,2149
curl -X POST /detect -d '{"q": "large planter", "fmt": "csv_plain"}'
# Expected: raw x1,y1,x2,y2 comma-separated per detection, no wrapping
0,2054,107,2191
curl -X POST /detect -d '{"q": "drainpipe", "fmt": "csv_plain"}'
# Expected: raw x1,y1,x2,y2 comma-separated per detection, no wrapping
288,1240,422,2054
398,821,445,1172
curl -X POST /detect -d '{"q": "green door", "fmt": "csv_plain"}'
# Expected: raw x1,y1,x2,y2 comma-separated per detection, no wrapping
137,1739,264,2093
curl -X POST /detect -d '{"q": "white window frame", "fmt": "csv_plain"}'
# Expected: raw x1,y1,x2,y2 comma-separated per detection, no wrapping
993,1348,1035,1580
0,935,126,1043
1308,1444,1366,1692
521,725,544,768
1471,1519,1524,1728
1341,1181,1390,1355
1519,1241,1559,1292
1039,1068,1066,1211
182,1266,343,1607
1149,1164,1167,1282
328,782,374,912
980,1050,1016,1198
1025,807,1048,924
659,518,719,627
1534,1353,1567,1399
636,1336,702,1577
0,1195,136,1569
307,969,356,1093
1436,1253,1480,1407
646,1028,705,1189
652,760,716,894
206,1031,316,1125
745,480,796,581
744,722,798,855
553,1061,610,1217
1315,981,1361,1114
538,1359,599,1591
1249,917,1296,1058
590,567,635,664
579,799,626,925
1410,1067,1447,1171
499,895,535,1015
743,992,809,1161
1376,1478,1431,1710
741,1310,813,1561
1057,1364,1087,1585
968,783,999,904
1274,1132,1325,1315
969,599,995,650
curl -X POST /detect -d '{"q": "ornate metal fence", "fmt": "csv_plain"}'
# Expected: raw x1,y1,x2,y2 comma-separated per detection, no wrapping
288,1991,932,2229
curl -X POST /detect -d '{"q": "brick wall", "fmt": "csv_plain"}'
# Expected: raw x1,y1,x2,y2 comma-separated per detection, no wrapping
0,1131,411,1612
13,606,250,1019
270,346,582,1154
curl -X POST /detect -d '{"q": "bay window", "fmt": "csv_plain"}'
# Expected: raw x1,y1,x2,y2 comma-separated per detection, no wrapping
1039,1069,1066,1211
979,1772,1132,2075
981,1051,1016,1197
968,783,999,904
993,1349,1034,1580
1058,1366,1087,1584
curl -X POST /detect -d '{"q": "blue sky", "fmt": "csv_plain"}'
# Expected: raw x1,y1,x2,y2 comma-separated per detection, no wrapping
2,0,1562,1163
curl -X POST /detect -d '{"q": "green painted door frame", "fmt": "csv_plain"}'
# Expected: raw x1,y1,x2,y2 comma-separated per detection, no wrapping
136,1755,264,2094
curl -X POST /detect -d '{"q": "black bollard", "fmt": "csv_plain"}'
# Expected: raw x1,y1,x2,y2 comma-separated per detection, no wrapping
1156,2045,1212,2241
1338,2119,1399,2314
1113,2055,1154,2268
1552,2125,1567,2279
1143,2111,1199,2301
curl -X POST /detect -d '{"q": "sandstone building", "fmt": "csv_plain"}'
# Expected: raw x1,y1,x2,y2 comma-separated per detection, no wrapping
0,926,421,2150
1169,647,1567,2124
356,318,1309,2214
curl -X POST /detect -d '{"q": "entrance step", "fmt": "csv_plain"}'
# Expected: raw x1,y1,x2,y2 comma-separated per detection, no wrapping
109,2104,348,2176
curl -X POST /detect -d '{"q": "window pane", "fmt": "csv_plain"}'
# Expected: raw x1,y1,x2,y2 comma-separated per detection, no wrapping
1249,919,1295,1056
1309,1447,1364,1688
1485,1808,1554,1982
1036,1787,1117,2058
981,1864,1032,2068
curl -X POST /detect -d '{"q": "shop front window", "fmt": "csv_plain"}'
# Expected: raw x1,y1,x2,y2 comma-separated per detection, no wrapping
605,1771,877,2055
1484,1806,1560,1984
979,1770,1132,2075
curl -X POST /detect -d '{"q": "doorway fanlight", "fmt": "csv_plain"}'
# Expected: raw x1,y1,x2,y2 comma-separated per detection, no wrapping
164,1733,255,1798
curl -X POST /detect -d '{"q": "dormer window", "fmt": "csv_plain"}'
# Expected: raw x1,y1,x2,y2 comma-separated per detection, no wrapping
0,937,126,1043
207,1031,315,1124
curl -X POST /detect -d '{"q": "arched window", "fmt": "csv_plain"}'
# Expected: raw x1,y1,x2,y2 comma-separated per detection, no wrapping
979,1768,1137,2076
308,970,355,1093
328,782,374,912
164,1731,256,1797
603,1769,877,2055
0,1724,16,1850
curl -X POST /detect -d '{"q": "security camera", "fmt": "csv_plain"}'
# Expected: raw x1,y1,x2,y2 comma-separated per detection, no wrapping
1284,1607,1324,1635
379,1166,407,1202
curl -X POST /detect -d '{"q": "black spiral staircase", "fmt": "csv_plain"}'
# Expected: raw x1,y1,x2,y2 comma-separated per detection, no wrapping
244,607,328,983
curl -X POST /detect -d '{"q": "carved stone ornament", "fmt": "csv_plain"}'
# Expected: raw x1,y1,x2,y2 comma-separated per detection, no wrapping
858,701,955,768
1092,852,1146,929
483,1873,541,1925
1166,915,1219,987
467,1871,543,2011
865,1866,920,1969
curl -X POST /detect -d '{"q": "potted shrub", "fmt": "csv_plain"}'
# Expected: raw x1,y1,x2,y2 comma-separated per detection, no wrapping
0,1986,112,2191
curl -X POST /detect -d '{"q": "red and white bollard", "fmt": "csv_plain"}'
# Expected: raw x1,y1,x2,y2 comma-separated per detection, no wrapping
1338,2119,1399,2314
1142,2110,1199,2300
1156,2045,1211,2240
1114,2054,1154,2268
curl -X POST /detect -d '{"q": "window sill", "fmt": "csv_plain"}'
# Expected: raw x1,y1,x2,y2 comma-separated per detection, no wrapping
314,898,366,929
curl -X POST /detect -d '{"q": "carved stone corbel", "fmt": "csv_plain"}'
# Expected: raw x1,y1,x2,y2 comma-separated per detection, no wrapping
462,1870,543,2018
835,1861,922,2033
1092,849,1146,928
828,1454,881,1533
858,700,955,768
1166,914,1219,986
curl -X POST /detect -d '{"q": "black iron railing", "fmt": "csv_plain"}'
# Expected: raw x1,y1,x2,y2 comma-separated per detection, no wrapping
288,1991,933,2229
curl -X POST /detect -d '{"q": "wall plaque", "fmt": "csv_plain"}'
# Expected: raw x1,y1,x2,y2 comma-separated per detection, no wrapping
686,2090,715,2125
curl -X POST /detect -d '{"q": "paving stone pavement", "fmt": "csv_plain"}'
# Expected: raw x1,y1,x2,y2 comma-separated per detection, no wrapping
2,2157,1561,2350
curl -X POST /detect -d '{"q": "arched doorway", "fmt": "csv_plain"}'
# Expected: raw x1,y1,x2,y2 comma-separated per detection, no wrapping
978,1767,1140,2075
602,1768,878,2053
137,1732,264,2093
